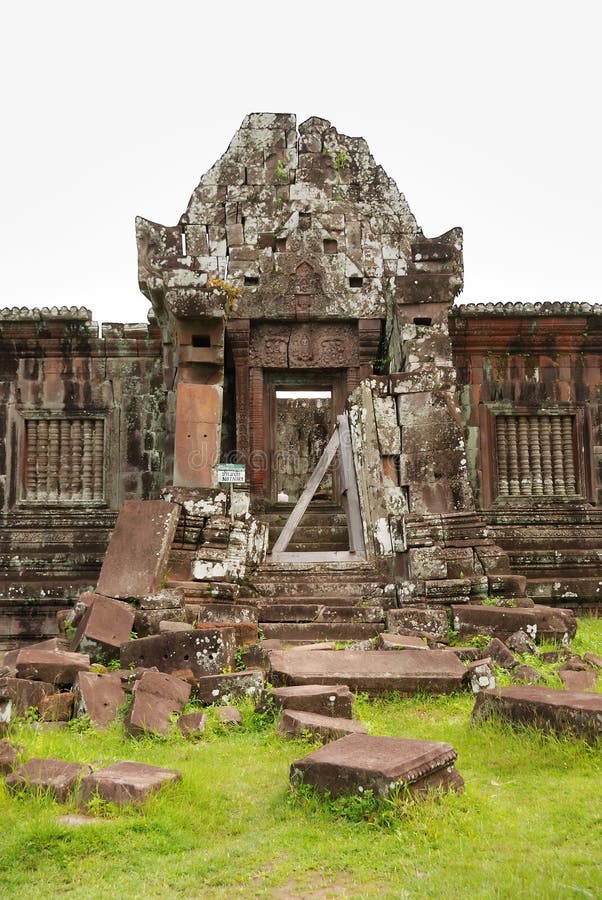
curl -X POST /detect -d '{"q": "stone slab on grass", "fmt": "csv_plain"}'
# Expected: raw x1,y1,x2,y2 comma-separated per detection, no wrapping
194,669,265,705
290,733,464,799
277,709,366,743
471,686,602,742
124,670,191,737
15,648,90,686
451,605,576,644
0,739,25,774
75,672,126,729
269,650,467,696
215,705,242,726
120,628,235,679
71,595,134,663
177,712,207,737
79,761,181,807
6,758,92,803
96,500,180,599
269,684,354,718
0,676,55,719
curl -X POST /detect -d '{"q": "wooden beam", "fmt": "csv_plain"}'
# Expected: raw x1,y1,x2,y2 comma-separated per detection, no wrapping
337,414,366,555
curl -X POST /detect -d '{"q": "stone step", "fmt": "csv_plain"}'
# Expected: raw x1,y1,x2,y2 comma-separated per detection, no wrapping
260,622,385,642
274,542,350,553
258,604,386,623
262,593,392,607
269,648,467,696
254,582,388,599
267,524,349,539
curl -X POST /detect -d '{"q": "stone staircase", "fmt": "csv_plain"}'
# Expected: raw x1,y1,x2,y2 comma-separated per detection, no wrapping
245,502,388,643
252,559,391,643
262,501,350,553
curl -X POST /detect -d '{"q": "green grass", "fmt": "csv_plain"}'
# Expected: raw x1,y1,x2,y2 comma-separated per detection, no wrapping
0,620,601,899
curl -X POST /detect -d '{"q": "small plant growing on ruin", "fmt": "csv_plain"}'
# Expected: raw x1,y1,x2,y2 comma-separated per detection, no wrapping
275,159,288,182
207,277,242,313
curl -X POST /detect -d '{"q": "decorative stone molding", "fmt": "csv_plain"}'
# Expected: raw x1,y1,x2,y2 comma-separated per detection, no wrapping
453,301,602,317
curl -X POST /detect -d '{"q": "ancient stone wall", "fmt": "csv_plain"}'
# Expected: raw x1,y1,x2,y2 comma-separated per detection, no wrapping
0,306,168,646
450,301,602,611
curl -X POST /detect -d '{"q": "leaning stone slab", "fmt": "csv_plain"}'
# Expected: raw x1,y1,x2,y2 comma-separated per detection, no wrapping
71,596,134,663
0,739,25,774
290,733,464,799
471,686,602,742
269,684,354,718
0,676,54,721
194,669,265,705
124,670,191,737
6,758,92,803
377,633,429,652
75,672,126,729
215,705,242,726
277,709,366,743
120,628,235,678
386,608,449,643
96,500,180,600
177,711,207,737
451,605,576,644
15,648,90,686
39,692,74,722
269,650,467,696
483,638,518,671
79,761,181,807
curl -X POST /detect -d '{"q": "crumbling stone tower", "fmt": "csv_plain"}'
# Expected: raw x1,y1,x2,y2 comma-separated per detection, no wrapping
135,112,516,606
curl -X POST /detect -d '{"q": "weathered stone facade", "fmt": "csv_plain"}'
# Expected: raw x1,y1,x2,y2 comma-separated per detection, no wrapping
1,114,600,647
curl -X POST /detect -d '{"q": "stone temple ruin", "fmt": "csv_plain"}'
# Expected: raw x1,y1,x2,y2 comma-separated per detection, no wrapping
1,112,601,805
1,112,600,648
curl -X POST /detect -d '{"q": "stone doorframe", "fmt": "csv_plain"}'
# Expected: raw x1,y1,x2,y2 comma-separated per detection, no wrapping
226,318,382,503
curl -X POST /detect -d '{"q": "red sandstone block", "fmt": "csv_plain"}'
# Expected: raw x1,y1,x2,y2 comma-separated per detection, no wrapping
79,761,181,807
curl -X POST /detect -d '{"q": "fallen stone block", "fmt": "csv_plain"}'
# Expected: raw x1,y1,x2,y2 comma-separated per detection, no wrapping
96,500,180,600
194,669,265,705
79,761,181,807
134,607,187,637
584,652,602,670
558,663,598,692
75,672,126,729
124,670,191,737
0,676,54,721
0,739,24,774
215,705,242,726
512,664,545,685
451,605,576,645
269,649,467,697
120,627,235,678
177,712,207,737
449,647,481,663
386,608,449,643
483,638,518,671
268,684,354,718
471,686,602,741
467,658,496,693
139,588,186,611
39,692,74,722
277,709,366,743
377,633,429,652
159,621,194,634
290,733,464,799
196,603,258,645
506,630,538,655
6,758,92,803
71,596,134,664
15,648,91,686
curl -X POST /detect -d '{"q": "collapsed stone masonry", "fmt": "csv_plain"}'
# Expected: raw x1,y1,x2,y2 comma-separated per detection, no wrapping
0,112,601,647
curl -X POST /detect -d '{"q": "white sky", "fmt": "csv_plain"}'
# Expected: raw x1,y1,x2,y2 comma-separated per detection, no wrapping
1,1,599,323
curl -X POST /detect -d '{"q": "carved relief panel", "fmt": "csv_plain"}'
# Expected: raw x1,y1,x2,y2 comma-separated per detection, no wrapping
249,323,359,369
